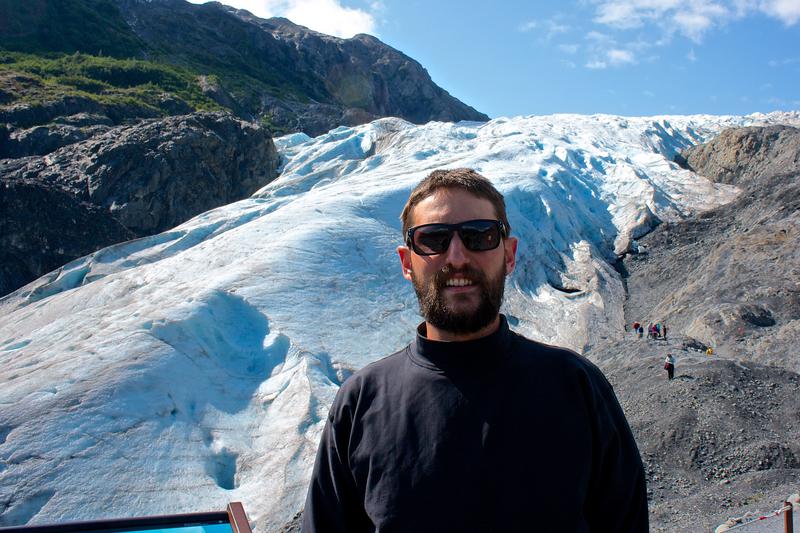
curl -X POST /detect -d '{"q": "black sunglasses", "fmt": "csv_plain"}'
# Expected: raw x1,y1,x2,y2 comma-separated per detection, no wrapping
406,219,507,256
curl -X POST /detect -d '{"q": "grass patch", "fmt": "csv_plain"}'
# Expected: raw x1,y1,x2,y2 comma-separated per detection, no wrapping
0,52,222,117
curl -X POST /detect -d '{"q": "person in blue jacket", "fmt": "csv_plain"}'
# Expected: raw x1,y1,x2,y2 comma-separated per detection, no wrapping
302,168,649,532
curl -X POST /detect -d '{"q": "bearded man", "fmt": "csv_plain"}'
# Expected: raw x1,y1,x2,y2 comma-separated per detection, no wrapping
302,168,648,532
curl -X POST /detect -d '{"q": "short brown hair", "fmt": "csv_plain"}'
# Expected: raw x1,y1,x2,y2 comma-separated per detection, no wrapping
400,168,511,238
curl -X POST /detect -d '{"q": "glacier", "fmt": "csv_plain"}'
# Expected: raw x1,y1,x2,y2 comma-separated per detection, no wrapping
1,112,798,531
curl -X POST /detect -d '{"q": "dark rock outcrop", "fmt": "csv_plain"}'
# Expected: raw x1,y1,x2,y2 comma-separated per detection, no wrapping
1,123,112,158
0,171,135,297
621,126,800,369
1,111,280,296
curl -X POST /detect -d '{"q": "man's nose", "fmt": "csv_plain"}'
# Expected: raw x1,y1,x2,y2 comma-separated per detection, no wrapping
445,233,470,267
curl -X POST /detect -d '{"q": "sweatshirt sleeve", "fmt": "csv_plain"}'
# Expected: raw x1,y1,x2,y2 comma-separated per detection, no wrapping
585,371,650,532
301,387,373,533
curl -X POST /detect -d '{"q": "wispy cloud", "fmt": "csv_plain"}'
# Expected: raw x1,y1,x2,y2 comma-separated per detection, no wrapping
583,31,640,69
768,57,800,67
518,17,570,40
590,0,800,44
187,0,377,38
767,96,800,107
687,48,697,62
608,49,636,65
558,43,580,54
761,0,800,25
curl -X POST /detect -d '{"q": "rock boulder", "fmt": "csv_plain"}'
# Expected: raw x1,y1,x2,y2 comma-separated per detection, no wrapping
1,111,280,296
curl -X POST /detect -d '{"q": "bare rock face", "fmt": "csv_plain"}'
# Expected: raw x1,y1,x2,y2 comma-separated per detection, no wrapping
679,126,800,186
0,169,135,297
0,123,111,159
1,111,280,296
621,126,800,369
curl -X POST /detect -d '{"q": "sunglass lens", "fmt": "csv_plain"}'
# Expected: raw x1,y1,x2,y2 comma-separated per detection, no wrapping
414,226,453,254
460,221,501,251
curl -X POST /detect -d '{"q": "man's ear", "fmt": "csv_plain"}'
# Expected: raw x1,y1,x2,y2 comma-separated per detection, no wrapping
398,245,414,281
503,236,518,276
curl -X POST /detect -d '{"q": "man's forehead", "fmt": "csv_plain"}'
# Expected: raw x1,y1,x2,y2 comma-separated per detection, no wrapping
410,188,497,225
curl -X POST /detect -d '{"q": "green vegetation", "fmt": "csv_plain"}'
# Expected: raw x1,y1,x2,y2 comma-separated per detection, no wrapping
0,52,222,118
0,0,338,129
0,0,145,58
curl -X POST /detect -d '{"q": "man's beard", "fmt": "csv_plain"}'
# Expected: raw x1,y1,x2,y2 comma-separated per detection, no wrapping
411,263,506,335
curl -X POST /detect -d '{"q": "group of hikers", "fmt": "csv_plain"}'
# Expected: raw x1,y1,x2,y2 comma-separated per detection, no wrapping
629,321,676,380
630,320,667,340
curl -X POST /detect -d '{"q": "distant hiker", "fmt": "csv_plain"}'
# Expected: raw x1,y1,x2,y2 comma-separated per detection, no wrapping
303,168,649,532
655,323,661,337
664,354,675,380
706,347,714,356
633,321,640,332
662,322,668,340
637,325,644,338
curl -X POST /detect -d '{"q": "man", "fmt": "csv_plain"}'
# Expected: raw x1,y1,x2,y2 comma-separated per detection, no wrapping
302,168,648,532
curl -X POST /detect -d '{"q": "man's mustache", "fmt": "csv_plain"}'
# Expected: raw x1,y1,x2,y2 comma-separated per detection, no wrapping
433,265,486,289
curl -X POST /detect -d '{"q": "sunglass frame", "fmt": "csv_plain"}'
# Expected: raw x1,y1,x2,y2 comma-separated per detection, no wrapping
406,219,507,256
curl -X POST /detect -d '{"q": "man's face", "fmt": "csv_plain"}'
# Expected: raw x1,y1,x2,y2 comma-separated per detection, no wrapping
398,188,517,338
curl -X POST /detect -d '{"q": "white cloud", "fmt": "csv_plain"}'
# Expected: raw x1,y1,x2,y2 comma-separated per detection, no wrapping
644,90,656,97
586,30,613,42
673,3,728,41
518,18,570,40
767,96,800,106
590,0,799,42
583,31,640,69
761,0,800,25
768,57,800,67
608,48,636,65
687,48,697,61
559,43,580,54
186,0,377,38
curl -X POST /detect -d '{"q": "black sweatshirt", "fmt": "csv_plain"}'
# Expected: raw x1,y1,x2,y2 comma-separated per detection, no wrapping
302,316,649,532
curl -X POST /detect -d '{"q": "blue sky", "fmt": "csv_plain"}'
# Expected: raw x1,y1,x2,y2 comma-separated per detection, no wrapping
189,0,800,118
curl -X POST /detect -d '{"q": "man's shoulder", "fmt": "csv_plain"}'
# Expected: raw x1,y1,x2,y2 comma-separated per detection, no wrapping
509,331,608,382
338,345,410,392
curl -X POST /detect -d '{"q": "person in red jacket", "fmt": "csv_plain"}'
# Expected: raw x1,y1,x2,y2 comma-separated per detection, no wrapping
664,353,676,380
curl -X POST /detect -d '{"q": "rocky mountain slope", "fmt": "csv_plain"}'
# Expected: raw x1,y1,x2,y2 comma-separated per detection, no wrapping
590,336,800,532
621,125,800,369
1,112,279,296
0,0,488,136
588,125,800,532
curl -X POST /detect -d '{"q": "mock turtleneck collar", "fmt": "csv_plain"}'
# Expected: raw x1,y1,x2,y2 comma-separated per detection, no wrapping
409,315,514,373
